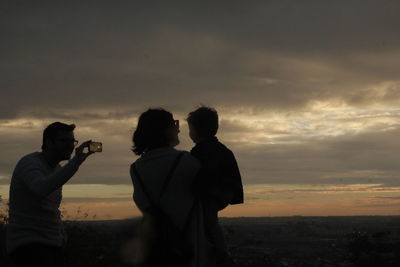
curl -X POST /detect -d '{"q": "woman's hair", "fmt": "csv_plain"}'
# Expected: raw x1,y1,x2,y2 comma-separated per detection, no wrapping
132,108,174,155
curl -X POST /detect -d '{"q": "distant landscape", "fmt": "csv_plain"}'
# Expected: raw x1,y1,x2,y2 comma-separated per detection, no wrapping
2,216,400,267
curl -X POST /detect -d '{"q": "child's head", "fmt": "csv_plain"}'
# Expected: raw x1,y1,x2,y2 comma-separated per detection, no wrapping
187,106,219,142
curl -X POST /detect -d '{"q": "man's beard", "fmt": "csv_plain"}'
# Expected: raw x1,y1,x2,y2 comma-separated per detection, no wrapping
57,150,73,161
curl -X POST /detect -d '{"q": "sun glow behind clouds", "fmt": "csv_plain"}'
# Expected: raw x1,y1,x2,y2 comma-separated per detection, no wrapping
1,101,400,218
219,103,400,146
2,100,400,145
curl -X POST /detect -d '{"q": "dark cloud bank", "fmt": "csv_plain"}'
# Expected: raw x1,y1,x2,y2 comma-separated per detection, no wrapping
1,1,400,118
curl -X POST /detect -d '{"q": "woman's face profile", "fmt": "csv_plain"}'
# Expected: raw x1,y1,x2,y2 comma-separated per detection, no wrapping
166,119,180,147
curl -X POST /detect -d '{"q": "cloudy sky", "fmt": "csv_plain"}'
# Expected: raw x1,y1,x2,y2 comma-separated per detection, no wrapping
1,1,400,219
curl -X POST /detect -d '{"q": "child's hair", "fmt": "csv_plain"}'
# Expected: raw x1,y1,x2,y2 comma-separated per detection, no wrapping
187,106,219,138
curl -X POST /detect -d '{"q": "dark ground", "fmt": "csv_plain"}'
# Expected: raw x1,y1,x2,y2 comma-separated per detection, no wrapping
2,216,400,267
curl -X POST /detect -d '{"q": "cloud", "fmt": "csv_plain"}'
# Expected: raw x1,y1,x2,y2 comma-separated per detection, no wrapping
1,106,399,187
228,122,400,185
1,1,400,192
1,1,400,120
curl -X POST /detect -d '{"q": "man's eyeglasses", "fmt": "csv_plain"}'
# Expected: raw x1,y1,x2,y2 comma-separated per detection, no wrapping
55,138,79,146
173,120,179,129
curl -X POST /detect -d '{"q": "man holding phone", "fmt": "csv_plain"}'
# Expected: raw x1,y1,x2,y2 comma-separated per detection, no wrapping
6,122,98,267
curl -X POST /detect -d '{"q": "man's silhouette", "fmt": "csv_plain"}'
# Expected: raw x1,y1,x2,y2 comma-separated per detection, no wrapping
7,122,94,267
187,107,244,266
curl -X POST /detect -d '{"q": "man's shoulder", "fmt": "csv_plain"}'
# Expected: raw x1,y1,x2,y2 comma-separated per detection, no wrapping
12,152,43,179
17,152,42,166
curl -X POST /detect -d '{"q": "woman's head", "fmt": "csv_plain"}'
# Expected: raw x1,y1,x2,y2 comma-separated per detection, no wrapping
132,108,180,155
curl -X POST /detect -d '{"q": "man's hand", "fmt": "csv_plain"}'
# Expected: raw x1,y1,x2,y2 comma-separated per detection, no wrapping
74,140,95,164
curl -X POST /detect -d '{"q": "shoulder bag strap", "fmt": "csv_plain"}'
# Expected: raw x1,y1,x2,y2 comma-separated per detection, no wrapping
132,152,184,207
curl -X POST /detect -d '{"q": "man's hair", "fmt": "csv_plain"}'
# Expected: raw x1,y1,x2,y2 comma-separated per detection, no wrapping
132,108,175,155
42,122,76,150
187,106,219,138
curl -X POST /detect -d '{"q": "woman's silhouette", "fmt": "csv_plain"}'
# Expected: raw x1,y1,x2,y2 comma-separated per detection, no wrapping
129,108,214,267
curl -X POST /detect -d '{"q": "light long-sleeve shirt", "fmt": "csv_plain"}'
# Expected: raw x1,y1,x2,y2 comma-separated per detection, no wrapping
7,152,81,253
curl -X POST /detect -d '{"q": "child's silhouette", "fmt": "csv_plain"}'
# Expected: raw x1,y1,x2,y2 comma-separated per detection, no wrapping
187,106,244,266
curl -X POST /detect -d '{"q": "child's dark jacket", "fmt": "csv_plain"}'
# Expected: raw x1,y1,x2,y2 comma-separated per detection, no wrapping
191,137,244,205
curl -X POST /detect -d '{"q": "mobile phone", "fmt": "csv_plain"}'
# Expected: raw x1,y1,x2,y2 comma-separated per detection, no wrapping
89,142,102,152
